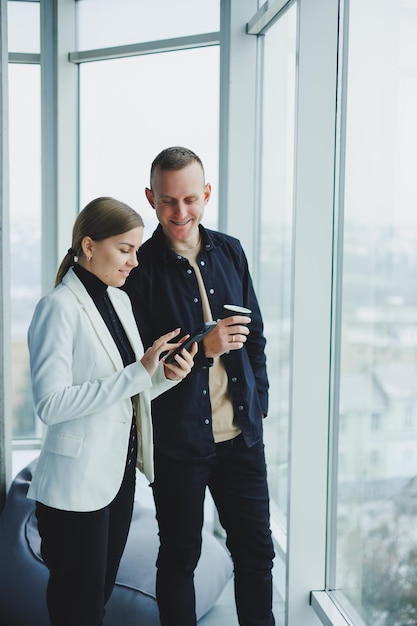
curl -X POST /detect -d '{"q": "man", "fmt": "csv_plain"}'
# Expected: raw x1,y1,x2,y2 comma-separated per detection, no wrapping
123,146,275,626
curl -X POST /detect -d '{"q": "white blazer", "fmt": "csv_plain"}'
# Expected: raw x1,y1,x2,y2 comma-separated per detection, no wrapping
27,268,176,512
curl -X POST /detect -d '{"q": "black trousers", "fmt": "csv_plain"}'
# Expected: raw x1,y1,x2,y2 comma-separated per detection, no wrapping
153,435,275,626
35,453,136,626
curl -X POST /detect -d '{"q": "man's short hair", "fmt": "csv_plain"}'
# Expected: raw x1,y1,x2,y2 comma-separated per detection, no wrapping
150,146,205,188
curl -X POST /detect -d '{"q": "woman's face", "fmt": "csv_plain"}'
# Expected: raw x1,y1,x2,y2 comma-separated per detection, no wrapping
83,226,143,287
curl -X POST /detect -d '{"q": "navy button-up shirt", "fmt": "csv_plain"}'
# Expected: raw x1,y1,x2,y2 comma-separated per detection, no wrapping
123,224,269,460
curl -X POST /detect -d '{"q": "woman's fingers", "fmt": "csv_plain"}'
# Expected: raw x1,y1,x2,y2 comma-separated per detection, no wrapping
163,341,197,380
153,328,181,353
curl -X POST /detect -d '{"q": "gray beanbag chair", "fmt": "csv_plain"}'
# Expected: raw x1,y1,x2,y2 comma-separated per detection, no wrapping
0,459,233,626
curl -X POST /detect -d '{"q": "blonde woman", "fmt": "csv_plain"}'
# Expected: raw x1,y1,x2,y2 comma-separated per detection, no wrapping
27,197,196,626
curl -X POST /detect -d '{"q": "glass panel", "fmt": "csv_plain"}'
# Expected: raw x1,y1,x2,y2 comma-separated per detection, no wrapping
8,1,40,54
333,1,417,624
79,46,219,236
9,64,42,439
259,4,297,520
76,0,220,51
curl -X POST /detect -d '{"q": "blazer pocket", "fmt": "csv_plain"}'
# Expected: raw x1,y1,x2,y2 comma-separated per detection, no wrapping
43,430,84,457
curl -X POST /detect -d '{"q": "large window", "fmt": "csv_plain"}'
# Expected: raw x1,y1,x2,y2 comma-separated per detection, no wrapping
76,0,220,50
79,45,220,236
8,1,42,451
8,0,39,53
9,64,42,442
259,4,297,523
331,1,417,623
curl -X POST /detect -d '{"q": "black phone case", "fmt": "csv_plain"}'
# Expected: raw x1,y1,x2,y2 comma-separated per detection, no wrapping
164,321,217,364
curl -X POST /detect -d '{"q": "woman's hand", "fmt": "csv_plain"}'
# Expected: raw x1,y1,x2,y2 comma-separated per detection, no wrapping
162,337,198,381
140,328,183,378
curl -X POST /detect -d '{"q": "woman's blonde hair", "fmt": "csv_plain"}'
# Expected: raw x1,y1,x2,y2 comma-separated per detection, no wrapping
55,197,144,286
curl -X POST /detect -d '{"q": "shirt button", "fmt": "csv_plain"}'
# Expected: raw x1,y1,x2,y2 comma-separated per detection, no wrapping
231,377,237,383
209,288,215,294
194,297,199,303
200,260,206,266
204,419,210,425
238,405,244,411
205,244,211,249
202,389,207,395
176,254,183,260
187,269,193,274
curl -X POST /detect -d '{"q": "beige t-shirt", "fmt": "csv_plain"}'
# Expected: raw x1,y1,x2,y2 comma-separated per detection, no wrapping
171,241,241,443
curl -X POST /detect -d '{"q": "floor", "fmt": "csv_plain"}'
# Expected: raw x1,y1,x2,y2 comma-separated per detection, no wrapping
198,574,285,625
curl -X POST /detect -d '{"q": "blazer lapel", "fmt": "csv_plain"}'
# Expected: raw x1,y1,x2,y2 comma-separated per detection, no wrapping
62,269,124,369
107,287,144,362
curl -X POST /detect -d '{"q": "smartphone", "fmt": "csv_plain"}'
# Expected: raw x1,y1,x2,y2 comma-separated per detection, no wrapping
164,321,217,364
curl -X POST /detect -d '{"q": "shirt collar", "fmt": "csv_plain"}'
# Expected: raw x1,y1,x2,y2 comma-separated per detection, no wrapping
152,223,217,260
73,263,108,301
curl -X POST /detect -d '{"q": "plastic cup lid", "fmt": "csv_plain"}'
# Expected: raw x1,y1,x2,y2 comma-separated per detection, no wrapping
223,304,252,314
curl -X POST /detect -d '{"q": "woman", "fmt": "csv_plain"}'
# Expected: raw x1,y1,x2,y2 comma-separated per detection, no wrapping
26,196,196,626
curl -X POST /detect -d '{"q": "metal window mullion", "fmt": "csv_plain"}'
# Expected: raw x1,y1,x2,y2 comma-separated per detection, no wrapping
8,52,40,64
285,0,340,624
41,0,78,294
68,32,220,64
325,0,350,592
40,0,58,295
246,0,293,35
219,0,258,265
0,0,12,511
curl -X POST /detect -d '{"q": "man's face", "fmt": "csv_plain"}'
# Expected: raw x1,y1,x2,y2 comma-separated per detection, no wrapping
145,161,211,247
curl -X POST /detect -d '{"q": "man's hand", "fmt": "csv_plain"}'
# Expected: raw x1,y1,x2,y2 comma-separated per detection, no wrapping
202,314,251,358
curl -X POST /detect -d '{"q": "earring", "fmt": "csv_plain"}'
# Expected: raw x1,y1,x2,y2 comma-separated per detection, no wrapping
87,256,92,262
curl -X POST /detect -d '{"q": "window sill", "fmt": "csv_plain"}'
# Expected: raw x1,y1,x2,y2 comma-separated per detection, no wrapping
310,591,367,626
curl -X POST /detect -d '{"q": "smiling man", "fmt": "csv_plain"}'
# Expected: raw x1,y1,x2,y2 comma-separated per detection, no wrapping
123,146,275,626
